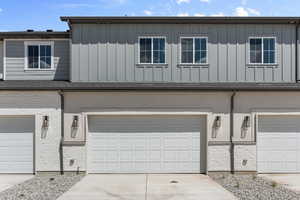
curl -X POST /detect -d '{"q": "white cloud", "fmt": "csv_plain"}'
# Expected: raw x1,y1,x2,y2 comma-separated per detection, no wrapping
194,13,205,16
199,0,210,3
177,12,189,16
144,10,153,16
176,0,191,4
247,8,260,15
211,12,224,16
234,7,249,16
233,7,260,16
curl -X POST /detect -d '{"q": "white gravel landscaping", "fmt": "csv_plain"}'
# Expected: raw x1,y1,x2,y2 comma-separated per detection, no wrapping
0,173,84,200
210,173,300,200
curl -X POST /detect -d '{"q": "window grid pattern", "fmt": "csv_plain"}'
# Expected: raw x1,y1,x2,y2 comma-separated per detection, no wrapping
27,44,52,69
250,37,275,64
181,37,208,64
139,37,166,64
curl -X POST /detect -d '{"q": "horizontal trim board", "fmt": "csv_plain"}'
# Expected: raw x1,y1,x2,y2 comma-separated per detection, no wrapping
2,81,300,91
233,141,256,145
61,16,300,24
208,141,231,145
0,32,70,39
62,141,85,146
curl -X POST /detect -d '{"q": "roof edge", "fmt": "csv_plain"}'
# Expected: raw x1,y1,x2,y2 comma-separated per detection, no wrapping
60,16,300,24
0,31,70,39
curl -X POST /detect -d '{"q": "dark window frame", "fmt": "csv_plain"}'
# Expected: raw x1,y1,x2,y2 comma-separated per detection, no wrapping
249,37,276,65
180,37,208,65
138,37,166,64
25,41,54,70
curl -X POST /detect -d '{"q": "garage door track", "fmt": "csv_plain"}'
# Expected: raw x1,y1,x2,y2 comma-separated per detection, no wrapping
58,174,236,200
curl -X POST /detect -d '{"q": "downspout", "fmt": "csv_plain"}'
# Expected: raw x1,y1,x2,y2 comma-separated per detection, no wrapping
296,21,299,82
230,91,236,174
59,91,64,175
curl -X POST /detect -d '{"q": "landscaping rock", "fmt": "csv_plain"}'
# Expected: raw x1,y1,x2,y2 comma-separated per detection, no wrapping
0,173,84,200
210,173,300,200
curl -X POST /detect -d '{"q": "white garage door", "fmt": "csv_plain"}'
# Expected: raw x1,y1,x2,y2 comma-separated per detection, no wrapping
0,116,34,173
257,115,300,173
88,115,206,173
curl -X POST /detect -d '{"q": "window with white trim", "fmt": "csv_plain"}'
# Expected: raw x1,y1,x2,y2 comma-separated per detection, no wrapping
25,42,53,70
181,37,207,64
139,37,166,64
249,37,275,64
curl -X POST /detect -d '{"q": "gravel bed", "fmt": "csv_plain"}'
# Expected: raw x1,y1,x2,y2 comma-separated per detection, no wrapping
0,173,84,200
210,173,300,200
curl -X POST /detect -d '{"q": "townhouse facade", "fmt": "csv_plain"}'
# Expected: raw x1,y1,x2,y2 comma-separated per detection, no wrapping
1,16,300,174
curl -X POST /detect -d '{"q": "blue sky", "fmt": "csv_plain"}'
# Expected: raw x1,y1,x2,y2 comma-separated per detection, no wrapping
0,0,299,31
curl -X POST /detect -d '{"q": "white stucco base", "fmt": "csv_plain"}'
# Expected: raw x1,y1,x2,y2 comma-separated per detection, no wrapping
234,145,256,172
63,146,86,172
207,145,231,171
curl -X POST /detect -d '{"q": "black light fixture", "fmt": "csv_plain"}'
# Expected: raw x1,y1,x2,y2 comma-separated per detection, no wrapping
42,116,49,129
243,116,251,129
214,116,221,128
241,116,250,139
72,116,79,129
212,116,221,138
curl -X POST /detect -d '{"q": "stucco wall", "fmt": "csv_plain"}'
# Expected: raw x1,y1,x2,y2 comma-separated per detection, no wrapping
0,91,61,172
63,92,231,172
232,92,300,172
234,145,256,171
2,91,298,173
208,145,231,171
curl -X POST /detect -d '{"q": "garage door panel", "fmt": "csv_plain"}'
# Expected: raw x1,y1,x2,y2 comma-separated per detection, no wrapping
0,116,34,174
257,116,300,173
88,115,206,173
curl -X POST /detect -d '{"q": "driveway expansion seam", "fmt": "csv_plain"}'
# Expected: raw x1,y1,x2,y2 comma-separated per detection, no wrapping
145,174,148,200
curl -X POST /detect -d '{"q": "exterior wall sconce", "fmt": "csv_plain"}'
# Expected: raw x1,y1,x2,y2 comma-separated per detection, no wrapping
72,116,79,129
212,116,221,138
71,116,79,138
241,116,250,138
42,116,49,129
243,116,251,129
214,116,222,129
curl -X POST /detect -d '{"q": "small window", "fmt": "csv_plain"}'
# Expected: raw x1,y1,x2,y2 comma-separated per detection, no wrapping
181,37,207,64
25,42,53,70
139,37,166,64
249,37,275,64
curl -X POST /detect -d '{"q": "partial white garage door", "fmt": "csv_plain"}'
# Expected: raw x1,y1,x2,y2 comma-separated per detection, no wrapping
257,115,300,173
88,115,206,173
0,116,34,173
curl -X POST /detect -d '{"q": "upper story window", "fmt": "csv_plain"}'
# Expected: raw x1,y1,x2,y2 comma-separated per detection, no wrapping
249,37,276,64
25,41,54,70
139,37,166,64
180,37,208,64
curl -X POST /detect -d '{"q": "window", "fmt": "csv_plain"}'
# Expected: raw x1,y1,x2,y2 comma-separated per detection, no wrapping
25,42,53,70
249,37,275,64
181,37,207,64
139,37,166,64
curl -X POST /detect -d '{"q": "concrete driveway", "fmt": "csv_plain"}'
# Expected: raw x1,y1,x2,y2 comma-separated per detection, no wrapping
58,174,237,200
0,175,33,193
260,174,300,193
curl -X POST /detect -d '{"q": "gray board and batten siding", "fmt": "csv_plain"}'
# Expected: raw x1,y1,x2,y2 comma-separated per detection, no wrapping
4,40,70,80
0,41,3,78
71,23,296,83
